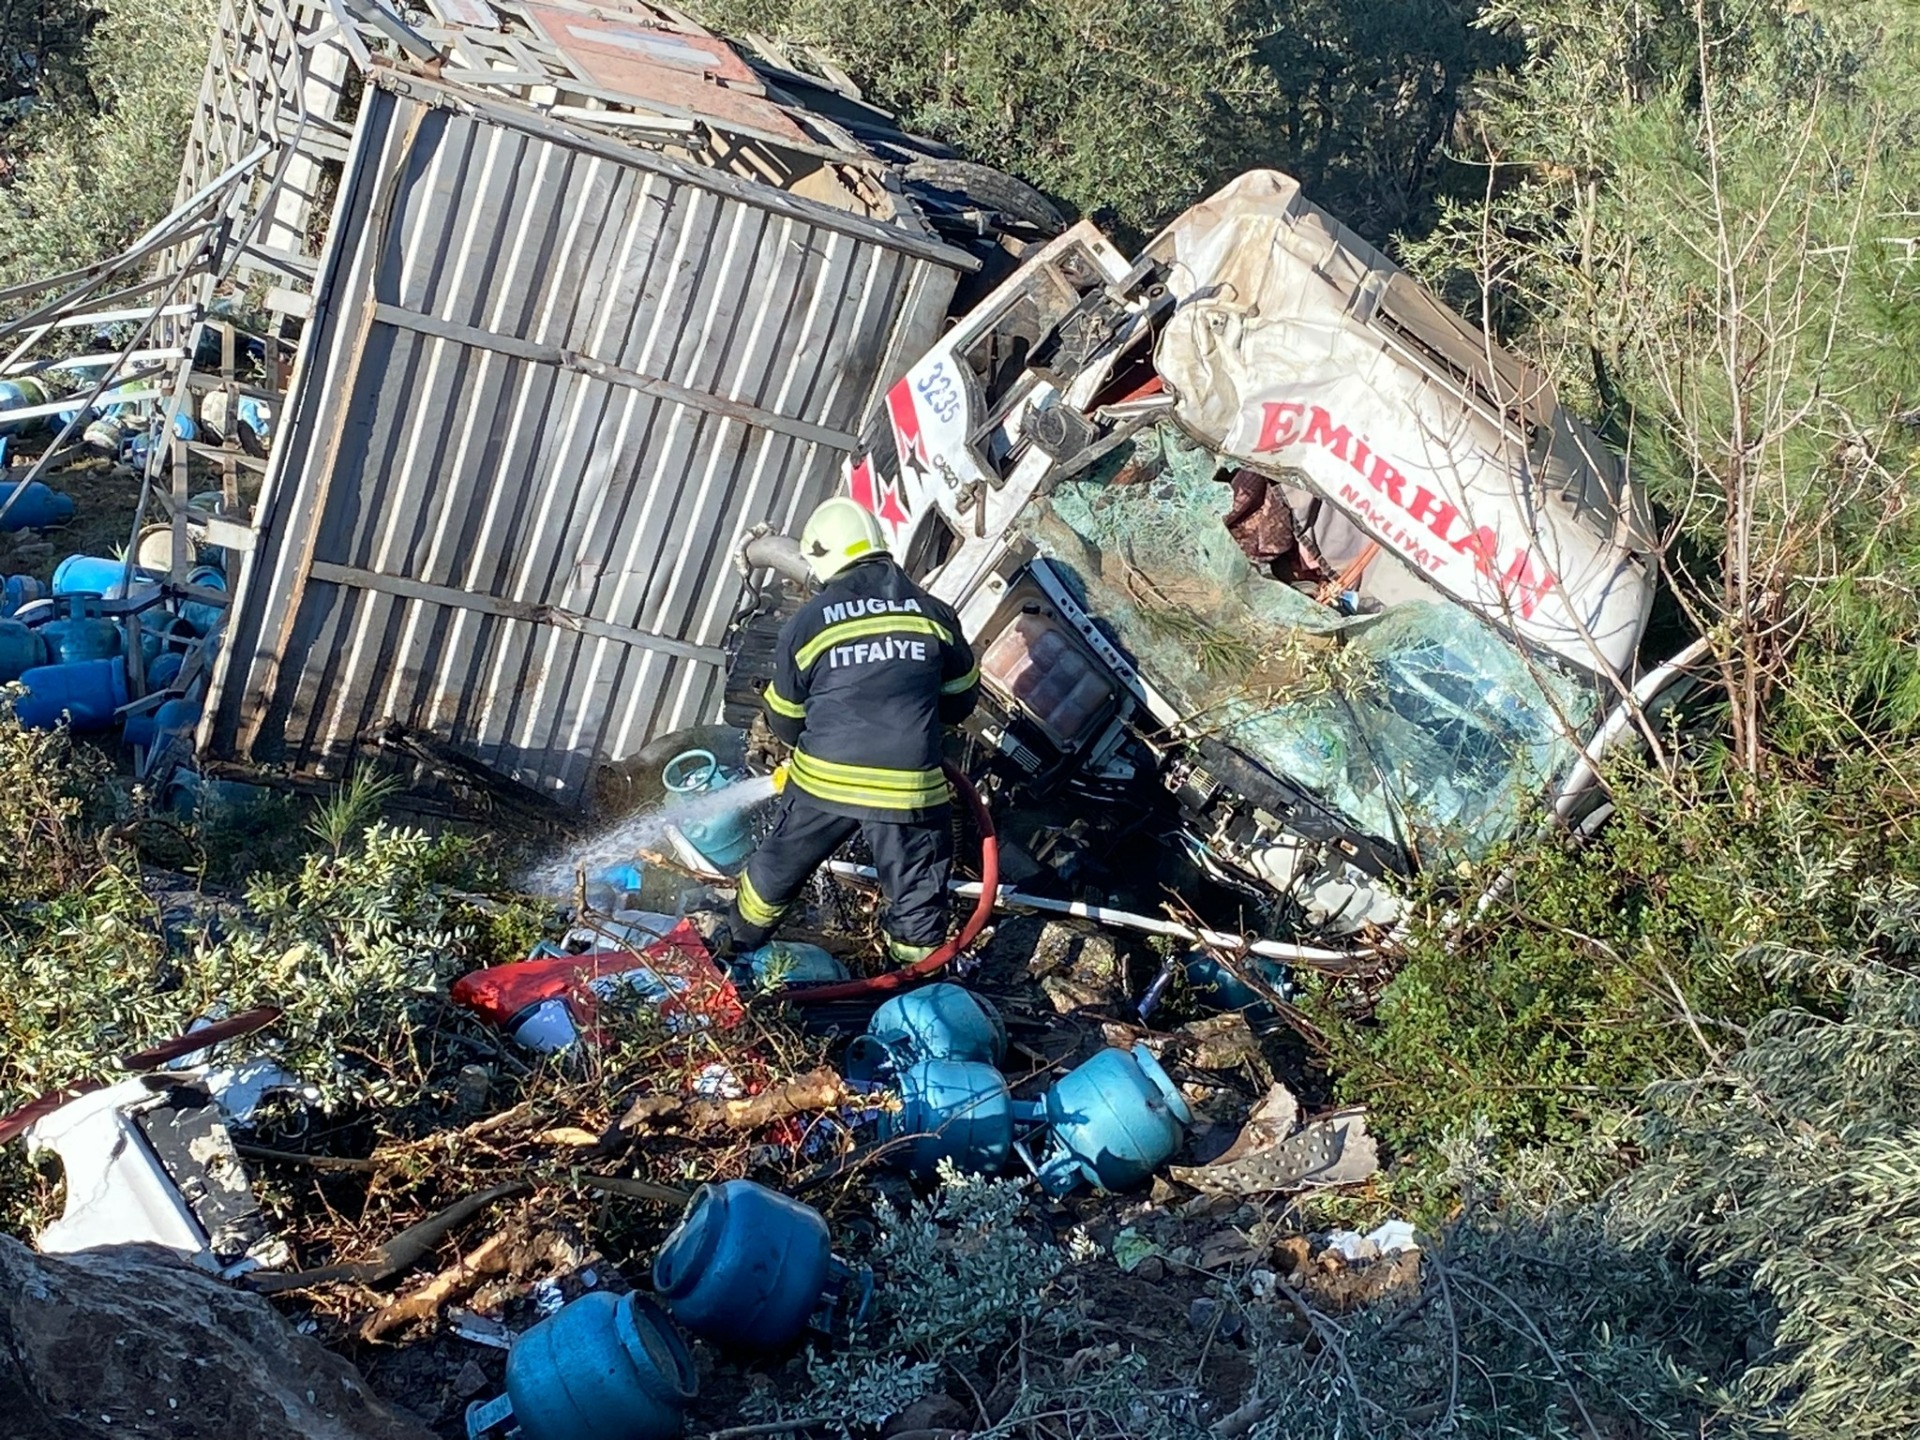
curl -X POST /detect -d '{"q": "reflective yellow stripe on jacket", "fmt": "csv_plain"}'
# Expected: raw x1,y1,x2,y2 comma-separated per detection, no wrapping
793,614,953,671
763,683,806,719
941,664,980,695
736,869,784,928
787,748,950,811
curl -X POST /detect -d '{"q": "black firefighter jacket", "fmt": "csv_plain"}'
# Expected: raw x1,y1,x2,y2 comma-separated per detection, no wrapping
762,555,980,822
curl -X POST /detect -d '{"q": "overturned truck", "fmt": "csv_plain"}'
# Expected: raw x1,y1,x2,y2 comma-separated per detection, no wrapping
725,171,1698,946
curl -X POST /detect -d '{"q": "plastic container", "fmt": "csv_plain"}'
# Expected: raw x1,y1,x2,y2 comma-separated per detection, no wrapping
0,481,77,530
652,1179,831,1351
846,983,1007,1081
1021,1043,1192,1195
53,554,158,600
662,748,754,870
0,619,48,682
883,1059,1015,1178
13,657,127,731
504,1290,696,1440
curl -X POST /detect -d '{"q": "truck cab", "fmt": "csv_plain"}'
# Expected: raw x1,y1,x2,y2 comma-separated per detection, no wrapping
734,170,1664,945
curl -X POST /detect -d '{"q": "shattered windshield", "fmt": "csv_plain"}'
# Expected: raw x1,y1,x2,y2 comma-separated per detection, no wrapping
1025,424,1597,860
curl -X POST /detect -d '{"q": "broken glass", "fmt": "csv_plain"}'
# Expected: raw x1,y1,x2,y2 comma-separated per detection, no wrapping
1025,424,1596,859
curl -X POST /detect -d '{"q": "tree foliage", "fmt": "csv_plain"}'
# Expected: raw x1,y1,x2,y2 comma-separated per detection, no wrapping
694,0,1504,242
0,0,215,289
1399,0,1920,774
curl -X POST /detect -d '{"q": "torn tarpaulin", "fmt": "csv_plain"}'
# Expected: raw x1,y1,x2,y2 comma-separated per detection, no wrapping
1170,1082,1378,1196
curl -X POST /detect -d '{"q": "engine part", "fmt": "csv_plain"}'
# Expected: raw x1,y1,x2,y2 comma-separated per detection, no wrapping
979,609,1117,751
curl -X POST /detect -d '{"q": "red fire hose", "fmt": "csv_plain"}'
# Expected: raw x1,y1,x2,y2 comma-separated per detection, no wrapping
778,760,999,1004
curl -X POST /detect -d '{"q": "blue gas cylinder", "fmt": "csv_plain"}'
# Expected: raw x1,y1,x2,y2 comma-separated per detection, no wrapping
176,564,228,636
1182,952,1290,1019
1027,1043,1192,1195
0,619,48,682
0,378,50,438
163,770,269,820
652,1179,831,1351
504,1291,696,1440
41,599,123,664
1,575,45,616
13,657,128,730
144,650,185,690
236,395,272,441
883,1059,1015,1178
0,482,76,530
662,749,754,870
127,696,200,750
849,983,1007,1082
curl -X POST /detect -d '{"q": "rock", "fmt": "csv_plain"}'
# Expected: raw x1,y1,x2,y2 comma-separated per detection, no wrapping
1272,1235,1313,1273
0,1236,439,1440
452,1361,490,1400
1188,1296,1222,1332
1197,1229,1255,1270
1040,974,1109,1015
883,1394,971,1436
1133,1255,1166,1283
1173,1013,1261,1071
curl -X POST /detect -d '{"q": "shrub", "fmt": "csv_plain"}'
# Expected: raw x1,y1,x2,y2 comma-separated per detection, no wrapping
692,0,1500,242
1305,758,1920,1176
0,0,218,292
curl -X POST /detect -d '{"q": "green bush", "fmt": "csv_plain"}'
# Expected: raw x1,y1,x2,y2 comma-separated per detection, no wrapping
1616,921,1920,1438
1305,757,1920,1177
0,710,538,1233
693,0,1501,242
0,0,217,292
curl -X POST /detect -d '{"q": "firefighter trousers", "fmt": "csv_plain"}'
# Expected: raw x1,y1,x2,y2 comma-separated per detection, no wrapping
728,792,953,954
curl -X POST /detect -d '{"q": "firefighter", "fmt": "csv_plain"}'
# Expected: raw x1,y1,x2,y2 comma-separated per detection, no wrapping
714,497,980,965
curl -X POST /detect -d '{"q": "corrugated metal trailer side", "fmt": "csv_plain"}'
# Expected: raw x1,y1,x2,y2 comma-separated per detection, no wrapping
205,70,970,806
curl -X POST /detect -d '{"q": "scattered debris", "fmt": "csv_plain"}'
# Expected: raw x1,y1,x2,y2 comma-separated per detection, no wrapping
1170,1082,1380,1195
24,1077,284,1276
616,1069,852,1138
451,921,744,1052
361,1218,589,1343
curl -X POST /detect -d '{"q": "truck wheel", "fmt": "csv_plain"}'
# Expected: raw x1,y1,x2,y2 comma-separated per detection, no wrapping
900,158,1068,235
